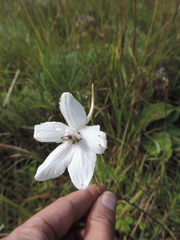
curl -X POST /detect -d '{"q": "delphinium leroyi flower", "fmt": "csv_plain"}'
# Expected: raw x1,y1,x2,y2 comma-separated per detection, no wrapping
34,86,107,189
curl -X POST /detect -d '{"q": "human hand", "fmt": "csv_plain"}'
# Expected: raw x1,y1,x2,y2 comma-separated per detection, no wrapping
3,184,116,240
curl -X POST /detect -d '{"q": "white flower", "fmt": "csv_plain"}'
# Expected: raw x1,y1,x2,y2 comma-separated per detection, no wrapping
34,92,107,190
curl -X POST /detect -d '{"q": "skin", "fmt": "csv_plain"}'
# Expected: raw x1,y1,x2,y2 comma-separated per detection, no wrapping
3,184,117,240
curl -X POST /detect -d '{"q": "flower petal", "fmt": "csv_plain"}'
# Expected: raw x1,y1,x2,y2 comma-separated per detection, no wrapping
35,142,74,181
34,122,69,143
68,143,96,190
60,93,87,129
80,125,107,154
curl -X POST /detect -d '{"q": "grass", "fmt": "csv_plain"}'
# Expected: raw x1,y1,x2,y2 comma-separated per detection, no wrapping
0,0,180,239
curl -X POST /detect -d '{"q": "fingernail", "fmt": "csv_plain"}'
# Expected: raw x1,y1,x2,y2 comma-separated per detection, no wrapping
101,191,117,212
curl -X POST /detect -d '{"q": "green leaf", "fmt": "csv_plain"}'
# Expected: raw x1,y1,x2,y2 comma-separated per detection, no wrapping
116,203,134,232
116,218,133,232
142,132,172,160
166,125,180,152
139,103,175,131
166,125,180,138
166,110,180,124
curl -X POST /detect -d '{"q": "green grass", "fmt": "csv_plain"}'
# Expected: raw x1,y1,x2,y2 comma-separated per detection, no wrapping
0,0,180,239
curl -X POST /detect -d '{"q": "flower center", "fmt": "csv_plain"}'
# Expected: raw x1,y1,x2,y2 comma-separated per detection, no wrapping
61,132,82,144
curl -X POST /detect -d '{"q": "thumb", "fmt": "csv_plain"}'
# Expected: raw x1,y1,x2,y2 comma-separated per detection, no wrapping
84,191,117,240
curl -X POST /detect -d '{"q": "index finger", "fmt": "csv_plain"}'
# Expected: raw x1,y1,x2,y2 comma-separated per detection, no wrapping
6,184,106,240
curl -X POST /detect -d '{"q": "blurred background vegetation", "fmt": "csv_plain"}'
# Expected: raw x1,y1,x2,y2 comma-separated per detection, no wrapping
0,0,180,239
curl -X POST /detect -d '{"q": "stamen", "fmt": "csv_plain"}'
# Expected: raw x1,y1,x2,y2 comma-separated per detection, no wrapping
62,133,81,144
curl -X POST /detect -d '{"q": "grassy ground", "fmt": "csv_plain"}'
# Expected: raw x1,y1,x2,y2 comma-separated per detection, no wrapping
0,0,180,239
